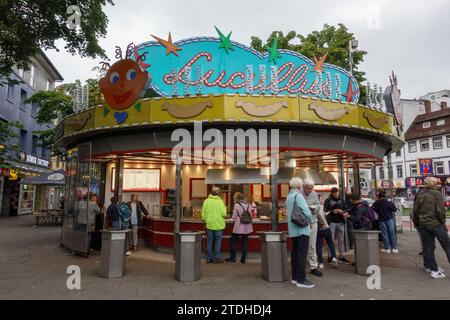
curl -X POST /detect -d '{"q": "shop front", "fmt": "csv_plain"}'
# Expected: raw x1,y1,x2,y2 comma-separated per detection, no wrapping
56,31,404,255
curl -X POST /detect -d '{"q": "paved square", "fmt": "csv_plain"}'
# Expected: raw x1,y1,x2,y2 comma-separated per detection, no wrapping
1,215,449,300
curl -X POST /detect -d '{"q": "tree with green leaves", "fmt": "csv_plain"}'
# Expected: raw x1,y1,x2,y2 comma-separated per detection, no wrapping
26,90,73,156
0,0,114,85
0,120,22,160
250,24,368,103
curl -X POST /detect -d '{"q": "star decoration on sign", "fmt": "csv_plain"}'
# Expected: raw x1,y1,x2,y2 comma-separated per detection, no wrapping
214,26,234,54
312,53,327,73
151,32,182,57
265,35,281,64
342,80,358,102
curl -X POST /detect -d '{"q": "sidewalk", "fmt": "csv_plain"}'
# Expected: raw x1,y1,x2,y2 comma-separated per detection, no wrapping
1,215,449,300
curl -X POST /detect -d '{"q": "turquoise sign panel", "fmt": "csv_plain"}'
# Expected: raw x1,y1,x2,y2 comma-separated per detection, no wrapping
136,37,359,102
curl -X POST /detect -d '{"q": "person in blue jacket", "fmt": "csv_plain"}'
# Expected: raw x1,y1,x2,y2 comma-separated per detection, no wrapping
286,177,314,289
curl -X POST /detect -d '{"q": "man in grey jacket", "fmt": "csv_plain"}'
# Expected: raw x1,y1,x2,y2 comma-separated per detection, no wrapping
301,178,322,277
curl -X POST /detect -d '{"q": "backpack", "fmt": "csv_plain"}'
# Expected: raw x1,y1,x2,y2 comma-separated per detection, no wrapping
238,203,252,224
117,201,131,223
359,203,376,228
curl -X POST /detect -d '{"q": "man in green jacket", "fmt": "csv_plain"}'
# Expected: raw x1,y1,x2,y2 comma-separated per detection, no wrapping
202,187,227,263
413,177,450,279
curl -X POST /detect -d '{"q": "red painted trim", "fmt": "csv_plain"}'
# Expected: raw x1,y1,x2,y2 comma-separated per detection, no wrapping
93,147,383,162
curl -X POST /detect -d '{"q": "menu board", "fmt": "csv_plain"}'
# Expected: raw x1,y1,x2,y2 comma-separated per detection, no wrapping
112,168,160,191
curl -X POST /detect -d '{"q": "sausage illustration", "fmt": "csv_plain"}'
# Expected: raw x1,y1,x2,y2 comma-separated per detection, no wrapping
308,103,350,121
66,113,92,131
363,111,388,129
161,101,213,118
235,100,288,117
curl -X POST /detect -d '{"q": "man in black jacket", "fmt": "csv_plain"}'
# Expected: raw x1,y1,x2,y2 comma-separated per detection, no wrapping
345,193,372,231
324,188,351,264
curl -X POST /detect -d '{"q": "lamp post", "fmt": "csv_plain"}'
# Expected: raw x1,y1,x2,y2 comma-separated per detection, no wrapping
348,39,358,75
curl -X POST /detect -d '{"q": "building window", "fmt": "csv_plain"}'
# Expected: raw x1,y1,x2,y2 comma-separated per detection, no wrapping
435,161,444,175
437,119,445,126
395,150,401,157
379,167,385,180
408,141,417,153
7,84,14,101
46,80,50,91
18,68,24,79
420,138,430,151
32,135,40,157
410,164,418,177
396,165,403,178
29,64,36,88
422,121,431,128
20,129,28,151
20,89,27,109
433,136,443,149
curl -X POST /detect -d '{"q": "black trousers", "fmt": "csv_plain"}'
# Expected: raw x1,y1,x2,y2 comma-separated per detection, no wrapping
420,224,450,272
291,235,309,282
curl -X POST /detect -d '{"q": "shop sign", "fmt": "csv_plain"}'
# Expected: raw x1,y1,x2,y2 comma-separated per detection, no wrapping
47,173,64,182
134,30,359,100
0,168,10,177
417,159,433,176
19,152,50,168
9,169,18,181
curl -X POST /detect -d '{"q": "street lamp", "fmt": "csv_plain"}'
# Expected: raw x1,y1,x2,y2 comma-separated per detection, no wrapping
348,39,358,75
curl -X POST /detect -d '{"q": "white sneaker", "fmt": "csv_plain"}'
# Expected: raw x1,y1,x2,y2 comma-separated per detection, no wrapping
425,267,444,273
380,249,391,254
296,280,315,288
431,271,446,279
331,257,339,268
126,251,132,256
319,263,324,269
391,248,399,254
291,280,298,284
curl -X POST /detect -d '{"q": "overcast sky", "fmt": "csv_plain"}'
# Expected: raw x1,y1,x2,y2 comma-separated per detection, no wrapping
45,0,450,99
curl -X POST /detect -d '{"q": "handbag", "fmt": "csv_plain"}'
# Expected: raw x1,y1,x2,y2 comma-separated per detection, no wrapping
291,194,310,228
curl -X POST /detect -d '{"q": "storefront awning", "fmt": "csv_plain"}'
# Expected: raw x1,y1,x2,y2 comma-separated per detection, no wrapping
205,167,336,185
4,159,53,175
205,168,269,185
20,169,65,186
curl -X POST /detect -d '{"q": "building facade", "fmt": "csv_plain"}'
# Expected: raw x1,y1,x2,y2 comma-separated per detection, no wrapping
0,50,63,216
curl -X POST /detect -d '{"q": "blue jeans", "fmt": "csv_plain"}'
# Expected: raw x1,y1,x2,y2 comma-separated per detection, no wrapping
229,233,249,261
206,229,224,261
316,227,337,264
380,218,397,250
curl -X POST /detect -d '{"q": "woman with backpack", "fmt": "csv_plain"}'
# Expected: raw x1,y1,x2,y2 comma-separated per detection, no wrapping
226,192,253,264
372,191,399,254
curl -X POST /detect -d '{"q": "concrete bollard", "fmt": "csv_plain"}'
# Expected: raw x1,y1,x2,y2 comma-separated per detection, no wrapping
259,232,289,282
174,231,202,282
99,229,130,278
354,230,381,276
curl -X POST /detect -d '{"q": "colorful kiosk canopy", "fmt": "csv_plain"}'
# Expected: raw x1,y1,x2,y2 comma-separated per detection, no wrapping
56,29,404,255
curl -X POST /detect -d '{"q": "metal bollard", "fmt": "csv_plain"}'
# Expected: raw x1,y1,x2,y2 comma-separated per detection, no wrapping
259,232,288,282
99,229,130,278
174,231,202,282
353,230,381,276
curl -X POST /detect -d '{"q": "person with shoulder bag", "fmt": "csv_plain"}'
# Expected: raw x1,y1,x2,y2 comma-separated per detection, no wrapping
286,177,315,289
226,192,253,264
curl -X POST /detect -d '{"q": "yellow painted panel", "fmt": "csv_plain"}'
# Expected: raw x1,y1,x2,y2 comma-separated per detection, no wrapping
223,95,300,122
94,100,152,129
299,97,358,126
64,108,95,135
150,95,225,123
358,107,394,134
